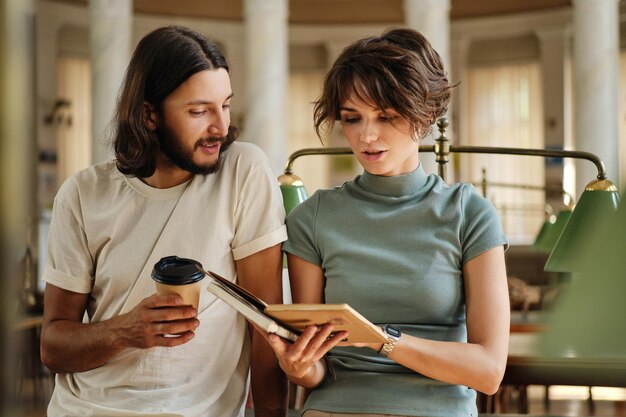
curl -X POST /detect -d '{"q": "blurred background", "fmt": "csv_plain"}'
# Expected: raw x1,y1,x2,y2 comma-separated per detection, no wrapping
1,0,625,416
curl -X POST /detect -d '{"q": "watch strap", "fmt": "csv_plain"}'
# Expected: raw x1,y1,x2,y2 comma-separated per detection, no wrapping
378,324,401,357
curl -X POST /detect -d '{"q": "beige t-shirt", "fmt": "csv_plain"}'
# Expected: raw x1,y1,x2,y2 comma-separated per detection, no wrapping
43,142,287,417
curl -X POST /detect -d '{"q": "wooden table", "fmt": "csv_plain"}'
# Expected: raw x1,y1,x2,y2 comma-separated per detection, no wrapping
506,332,626,388
482,331,626,413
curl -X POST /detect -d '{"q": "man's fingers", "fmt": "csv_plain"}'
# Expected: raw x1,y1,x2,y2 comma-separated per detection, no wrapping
150,306,198,322
142,293,184,309
154,331,196,347
153,318,199,336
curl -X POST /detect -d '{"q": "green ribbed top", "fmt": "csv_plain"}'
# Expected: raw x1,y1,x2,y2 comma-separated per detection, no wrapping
283,165,507,417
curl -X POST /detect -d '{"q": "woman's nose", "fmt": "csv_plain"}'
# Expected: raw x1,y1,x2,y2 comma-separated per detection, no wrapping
359,122,378,143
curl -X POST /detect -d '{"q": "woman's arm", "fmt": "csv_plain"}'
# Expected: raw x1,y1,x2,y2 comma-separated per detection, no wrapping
265,254,346,389
372,245,510,395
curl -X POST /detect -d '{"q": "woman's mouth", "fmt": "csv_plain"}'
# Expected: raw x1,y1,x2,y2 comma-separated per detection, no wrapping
362,149,386,161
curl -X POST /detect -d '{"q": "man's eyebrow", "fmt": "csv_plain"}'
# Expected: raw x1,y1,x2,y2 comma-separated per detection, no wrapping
185,93,234,106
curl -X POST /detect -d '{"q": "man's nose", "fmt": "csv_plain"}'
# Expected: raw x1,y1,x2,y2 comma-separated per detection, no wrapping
208,111,229,137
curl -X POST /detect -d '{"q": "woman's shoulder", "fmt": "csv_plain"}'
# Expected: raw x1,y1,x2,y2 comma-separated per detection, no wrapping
286,184,347,219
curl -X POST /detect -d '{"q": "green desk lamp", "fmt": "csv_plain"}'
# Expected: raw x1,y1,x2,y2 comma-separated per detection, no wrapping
541,191,626,358
278,147,359,215
278,172,308,215
544,178,620,272
532,208,572,253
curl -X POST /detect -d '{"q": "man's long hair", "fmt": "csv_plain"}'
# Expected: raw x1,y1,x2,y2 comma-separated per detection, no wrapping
112,25,238,177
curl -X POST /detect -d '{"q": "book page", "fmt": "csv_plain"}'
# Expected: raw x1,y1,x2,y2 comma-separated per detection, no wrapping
201,268,299,342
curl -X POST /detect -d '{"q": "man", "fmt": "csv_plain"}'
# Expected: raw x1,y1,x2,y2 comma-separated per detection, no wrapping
40,26,287,417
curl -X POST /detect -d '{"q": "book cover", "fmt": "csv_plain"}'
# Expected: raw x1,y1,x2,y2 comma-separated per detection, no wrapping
201,268,387,344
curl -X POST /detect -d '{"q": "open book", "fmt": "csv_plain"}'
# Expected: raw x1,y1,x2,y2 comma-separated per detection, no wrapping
200,268,387,344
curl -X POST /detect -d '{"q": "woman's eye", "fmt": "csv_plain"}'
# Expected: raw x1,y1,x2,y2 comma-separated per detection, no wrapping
342,117,359,124
380,115,397,122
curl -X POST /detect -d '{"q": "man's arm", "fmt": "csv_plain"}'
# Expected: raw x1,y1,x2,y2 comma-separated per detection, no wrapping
40,284,199,373
236,244,288,417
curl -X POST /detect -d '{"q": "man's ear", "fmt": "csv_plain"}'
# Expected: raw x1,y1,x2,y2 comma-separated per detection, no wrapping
142,102,158,131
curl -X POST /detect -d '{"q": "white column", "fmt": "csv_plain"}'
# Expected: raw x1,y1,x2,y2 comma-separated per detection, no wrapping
221,37,246,130
536,29,569,207
404,0,452,177
243,0,289,174
89,0,132,164
572,0,620,193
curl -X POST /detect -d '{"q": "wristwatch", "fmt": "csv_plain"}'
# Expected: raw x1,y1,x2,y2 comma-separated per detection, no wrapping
379,324,401,357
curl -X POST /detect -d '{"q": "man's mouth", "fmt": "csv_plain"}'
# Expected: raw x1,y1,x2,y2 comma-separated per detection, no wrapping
196,139,222,155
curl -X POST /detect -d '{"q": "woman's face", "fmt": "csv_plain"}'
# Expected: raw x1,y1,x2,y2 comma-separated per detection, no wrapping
339,97,419,177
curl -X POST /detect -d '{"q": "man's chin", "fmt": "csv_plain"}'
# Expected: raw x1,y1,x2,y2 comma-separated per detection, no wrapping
186,163,219,176
186,157,221,176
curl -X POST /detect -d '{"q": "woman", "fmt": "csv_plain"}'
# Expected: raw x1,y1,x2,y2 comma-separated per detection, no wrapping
267,28,509,417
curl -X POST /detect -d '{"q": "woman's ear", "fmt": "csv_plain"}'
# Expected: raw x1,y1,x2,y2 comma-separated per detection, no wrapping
142,102,158,131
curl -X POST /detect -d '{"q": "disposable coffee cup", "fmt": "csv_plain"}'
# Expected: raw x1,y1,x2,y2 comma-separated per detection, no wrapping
152,256,205,310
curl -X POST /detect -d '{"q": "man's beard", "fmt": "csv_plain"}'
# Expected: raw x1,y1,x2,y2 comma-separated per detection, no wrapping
155,122,232,176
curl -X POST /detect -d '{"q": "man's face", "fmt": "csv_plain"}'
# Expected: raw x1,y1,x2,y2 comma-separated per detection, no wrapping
155,68,233,175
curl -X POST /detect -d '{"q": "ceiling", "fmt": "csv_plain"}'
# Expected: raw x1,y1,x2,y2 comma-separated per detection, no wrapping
52,0,572,24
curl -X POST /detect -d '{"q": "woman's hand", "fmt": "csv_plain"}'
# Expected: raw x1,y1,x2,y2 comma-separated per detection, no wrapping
265,324,347,387
349,341,384,351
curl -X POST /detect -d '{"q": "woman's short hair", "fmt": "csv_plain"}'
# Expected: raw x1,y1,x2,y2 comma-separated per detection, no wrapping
313,28,454,140
112,25,238,177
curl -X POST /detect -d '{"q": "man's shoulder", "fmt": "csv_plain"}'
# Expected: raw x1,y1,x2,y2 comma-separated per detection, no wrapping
222,141,266,163
219,141,273,175
73,159,119,182
55,160,123,203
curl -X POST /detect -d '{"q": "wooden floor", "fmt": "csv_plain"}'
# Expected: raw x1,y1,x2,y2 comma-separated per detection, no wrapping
13,377,626,417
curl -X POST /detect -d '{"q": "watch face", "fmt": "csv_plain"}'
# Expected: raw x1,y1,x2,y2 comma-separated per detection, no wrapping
385,324,401,338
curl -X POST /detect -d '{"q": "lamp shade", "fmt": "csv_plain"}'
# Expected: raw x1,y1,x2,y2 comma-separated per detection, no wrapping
278,173,309,215
541,191,625,358
532,219,553,249
544,179,620,272
532,210,571,253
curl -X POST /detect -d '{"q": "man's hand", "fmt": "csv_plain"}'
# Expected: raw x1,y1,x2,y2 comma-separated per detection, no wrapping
113,294,199,349
41,284,199,373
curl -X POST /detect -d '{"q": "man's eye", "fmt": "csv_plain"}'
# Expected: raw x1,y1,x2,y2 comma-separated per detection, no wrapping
222,104,231,110
190,110,206,116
